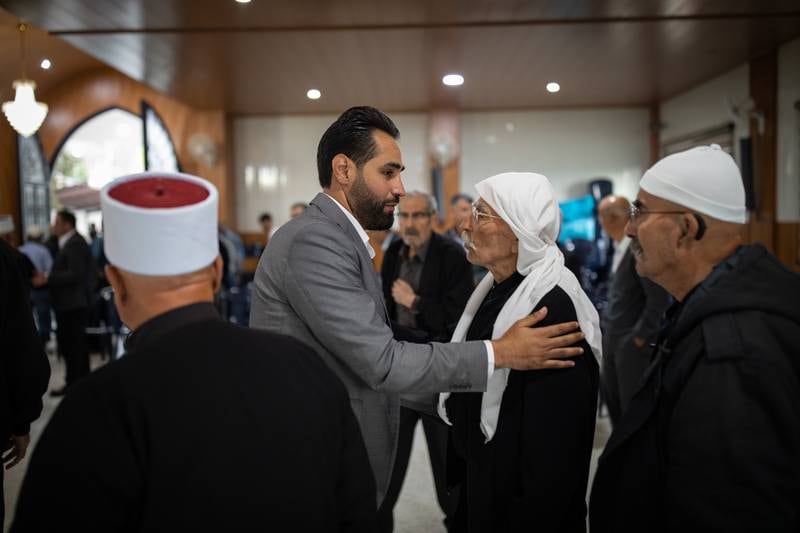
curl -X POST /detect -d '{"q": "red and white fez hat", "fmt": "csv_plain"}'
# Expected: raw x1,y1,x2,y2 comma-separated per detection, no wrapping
101,172,218,276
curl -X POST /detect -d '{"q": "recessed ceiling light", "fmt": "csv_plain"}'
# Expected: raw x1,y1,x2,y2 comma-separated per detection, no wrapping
307,89,321,100
546,82,561,93
40,59,51,70
442,74,464,87
235,0,251,3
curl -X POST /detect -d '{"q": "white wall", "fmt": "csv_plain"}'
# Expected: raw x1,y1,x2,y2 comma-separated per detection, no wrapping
659,64,749,163
460,109,650,202
234,113,429,231
778,38,800,222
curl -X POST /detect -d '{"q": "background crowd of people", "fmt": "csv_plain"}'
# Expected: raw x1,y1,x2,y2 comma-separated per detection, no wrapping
2,107,798,532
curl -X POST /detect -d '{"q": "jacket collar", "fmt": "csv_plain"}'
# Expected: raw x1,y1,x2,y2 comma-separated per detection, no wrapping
125,302,220,352
311,192,375,262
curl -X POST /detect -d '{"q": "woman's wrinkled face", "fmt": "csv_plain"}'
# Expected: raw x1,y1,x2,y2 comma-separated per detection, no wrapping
459,198,517,269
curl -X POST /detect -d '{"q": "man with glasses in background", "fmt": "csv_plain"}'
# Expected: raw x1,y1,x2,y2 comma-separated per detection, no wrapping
590,145,800,532
379,191,474,531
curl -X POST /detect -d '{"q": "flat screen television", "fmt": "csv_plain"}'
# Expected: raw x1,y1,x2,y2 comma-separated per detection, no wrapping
558,194,596,243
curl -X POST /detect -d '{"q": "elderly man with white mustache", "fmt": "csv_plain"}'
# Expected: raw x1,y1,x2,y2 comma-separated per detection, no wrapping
590,145,800,532
439,172,602,532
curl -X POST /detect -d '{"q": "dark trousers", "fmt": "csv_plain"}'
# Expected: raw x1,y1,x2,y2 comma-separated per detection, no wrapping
30,289,52,342
55,308,90,386
377,406,454,532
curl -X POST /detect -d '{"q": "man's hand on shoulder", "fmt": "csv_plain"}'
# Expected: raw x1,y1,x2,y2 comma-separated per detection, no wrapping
3,434,31,470
492,307,584,370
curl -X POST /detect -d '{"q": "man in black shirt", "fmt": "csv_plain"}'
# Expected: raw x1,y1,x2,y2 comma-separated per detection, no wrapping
12,173,376,532
380,192,474,531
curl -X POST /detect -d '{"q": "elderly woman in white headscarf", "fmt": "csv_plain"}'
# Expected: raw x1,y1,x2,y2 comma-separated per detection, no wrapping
439,172,602,533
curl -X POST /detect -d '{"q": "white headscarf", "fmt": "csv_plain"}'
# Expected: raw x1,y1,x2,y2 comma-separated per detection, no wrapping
438,172,602,442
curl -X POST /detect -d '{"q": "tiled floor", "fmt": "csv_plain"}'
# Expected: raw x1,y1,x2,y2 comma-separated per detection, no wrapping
3,354,612,532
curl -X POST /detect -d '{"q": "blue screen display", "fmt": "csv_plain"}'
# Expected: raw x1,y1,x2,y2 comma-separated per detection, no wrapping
558,194,596,243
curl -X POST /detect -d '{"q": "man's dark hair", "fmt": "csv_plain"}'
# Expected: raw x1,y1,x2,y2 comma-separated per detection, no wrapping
259,212,272,223
450,193,474,206
57,209,76,228
316,106,400,188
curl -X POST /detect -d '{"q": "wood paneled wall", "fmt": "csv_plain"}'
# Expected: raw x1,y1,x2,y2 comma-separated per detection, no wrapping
0,120,20,245
0,66,233,242
747,51,800,271
746,52,778,251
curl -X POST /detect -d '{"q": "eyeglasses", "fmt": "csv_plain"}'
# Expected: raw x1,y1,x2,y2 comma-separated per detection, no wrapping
628,203,691,223
396,211,432,221
628,202,707,239
471,202,503,225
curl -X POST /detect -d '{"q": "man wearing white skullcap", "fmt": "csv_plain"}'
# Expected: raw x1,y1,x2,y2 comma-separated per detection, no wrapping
12,172,377,532
438,172,602,532
591,145,800,532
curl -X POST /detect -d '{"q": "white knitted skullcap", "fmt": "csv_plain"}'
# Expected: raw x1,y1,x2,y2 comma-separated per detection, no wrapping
640,144,746,223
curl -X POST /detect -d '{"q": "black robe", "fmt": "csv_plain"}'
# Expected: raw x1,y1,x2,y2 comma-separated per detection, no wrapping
446,272,599,532
11,303,376,532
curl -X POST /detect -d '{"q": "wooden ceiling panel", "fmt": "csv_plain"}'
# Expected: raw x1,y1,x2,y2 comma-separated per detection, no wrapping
1,1,799,114
4,0,800,31
0,8,104,105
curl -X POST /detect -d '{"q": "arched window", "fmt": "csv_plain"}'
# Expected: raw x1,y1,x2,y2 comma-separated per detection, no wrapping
50,107,145,235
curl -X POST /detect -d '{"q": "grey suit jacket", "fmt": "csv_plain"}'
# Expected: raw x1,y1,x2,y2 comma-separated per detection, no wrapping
250,192,488,504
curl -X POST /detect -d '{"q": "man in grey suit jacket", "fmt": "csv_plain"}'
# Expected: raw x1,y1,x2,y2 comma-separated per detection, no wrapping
250,107,585,515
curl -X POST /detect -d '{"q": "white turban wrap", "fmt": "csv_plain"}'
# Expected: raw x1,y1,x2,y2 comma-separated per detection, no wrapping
439,172,602,442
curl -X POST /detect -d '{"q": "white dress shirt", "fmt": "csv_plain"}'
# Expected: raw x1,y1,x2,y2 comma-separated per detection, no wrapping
58,229,76,250
323,193,494,378
611,236,631,275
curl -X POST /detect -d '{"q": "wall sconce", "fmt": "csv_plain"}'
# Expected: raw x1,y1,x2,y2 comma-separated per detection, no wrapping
2,22,48,137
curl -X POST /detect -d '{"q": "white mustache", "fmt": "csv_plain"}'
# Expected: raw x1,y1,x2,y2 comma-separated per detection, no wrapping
630,238,643,256
461,231,476,251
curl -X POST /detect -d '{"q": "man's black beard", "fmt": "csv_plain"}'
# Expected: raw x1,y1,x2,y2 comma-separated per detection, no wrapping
348,171,396,231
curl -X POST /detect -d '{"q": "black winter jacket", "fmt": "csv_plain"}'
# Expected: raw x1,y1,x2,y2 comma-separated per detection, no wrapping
590,244,800,532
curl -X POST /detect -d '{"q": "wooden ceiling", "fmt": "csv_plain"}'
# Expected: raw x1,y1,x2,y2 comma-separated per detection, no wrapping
1,0,799,114
0,8,103,106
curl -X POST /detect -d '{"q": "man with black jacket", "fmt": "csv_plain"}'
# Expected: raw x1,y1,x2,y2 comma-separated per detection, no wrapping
12,173,377,532
590,145,800,532
0,239,50,526
39,210,95,395
597,195,671,424
379,191,474,531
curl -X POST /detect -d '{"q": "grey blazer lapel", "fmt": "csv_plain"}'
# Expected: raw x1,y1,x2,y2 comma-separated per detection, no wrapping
310,193,366,256
310,193,390,323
